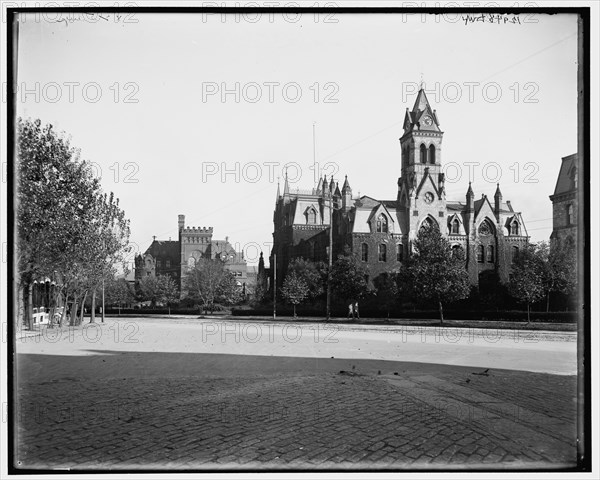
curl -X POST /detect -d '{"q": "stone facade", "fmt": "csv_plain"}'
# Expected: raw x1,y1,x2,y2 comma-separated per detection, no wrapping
271,88,529,290
135,214,248,296
549,153,578,247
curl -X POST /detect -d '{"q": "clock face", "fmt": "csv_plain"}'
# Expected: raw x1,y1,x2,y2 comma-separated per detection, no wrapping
424,192,434,204
422,115,433,126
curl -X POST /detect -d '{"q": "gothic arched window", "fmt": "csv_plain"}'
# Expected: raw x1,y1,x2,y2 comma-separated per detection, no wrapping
378,244,387,262
487,245,494,263
477,245,484,263
451,218,460,234
376,214,388,233
361,243,368,262
510,220,519,236
420,144,427,164
478,219,493,236
429,144,436,164
419,216,438,234
567,204,574,226
511,246,519,263
396,244,403,262
306,208,317,225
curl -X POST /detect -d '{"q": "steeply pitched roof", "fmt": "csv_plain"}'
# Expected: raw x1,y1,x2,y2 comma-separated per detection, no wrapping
552,153,578,196
144,240,180,258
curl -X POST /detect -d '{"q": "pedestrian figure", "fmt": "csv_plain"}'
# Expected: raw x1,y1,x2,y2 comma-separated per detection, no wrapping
353,301,360,319
347,302,354,319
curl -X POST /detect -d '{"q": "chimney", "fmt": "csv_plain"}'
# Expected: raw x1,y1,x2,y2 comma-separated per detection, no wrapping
178,214,185,232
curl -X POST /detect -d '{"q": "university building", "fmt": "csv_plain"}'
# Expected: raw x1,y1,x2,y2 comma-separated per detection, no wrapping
135,214,248,296
271,88,529,290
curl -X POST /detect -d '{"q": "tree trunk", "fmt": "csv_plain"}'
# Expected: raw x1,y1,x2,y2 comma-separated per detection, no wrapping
527,302,531,324
101,278,105,323
60,293,68,327
70,298,78,326
90,289,96,323
293,304,297,318
168,305,171,316
546,291,550,313
438,299,444,325
79,291,88,325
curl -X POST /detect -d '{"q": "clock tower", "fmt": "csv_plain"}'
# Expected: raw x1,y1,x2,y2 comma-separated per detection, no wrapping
397,88,447,241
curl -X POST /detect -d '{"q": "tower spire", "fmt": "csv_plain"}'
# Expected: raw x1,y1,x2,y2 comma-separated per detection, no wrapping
467,181,474,197
494,183,503,218
283,169,290,195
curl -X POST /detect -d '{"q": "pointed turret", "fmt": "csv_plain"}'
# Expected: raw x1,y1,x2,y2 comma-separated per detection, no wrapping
283,171,289,194
329,176,335,192
342,175,351,193
258,251,265,274
342,175,352,211
276,180,281,201
321,175,328,197
316,177,323,194
334,182,341,198
466,182,474,210
494,183,503,218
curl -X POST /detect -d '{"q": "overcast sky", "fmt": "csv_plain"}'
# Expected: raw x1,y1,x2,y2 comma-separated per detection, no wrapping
15,9,579,267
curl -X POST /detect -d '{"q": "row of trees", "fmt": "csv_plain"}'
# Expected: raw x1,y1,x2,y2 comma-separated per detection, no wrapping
278,226,577,323
102,257,245,315
100,275,178,314
17,118,131,328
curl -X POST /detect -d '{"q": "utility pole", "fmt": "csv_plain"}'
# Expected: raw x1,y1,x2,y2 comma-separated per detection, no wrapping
312,121,317,187
273,253,277,319
326,192,341,321
326,194,333,321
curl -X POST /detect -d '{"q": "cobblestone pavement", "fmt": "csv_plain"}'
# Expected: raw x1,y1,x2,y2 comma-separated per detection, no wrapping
16,357,577,470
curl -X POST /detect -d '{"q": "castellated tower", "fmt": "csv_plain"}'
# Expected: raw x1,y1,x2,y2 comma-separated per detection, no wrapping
178,213,214,279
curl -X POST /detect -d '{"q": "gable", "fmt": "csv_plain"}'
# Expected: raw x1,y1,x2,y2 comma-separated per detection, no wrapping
416,171,439,198
293,200,321,225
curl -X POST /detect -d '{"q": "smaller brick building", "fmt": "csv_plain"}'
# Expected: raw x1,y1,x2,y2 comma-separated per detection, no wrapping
135,214,248,297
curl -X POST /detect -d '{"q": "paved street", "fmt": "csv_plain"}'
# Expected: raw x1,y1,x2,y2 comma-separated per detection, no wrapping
15,317,578,469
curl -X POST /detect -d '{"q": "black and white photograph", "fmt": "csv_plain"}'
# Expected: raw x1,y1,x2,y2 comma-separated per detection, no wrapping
1,1,596,476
